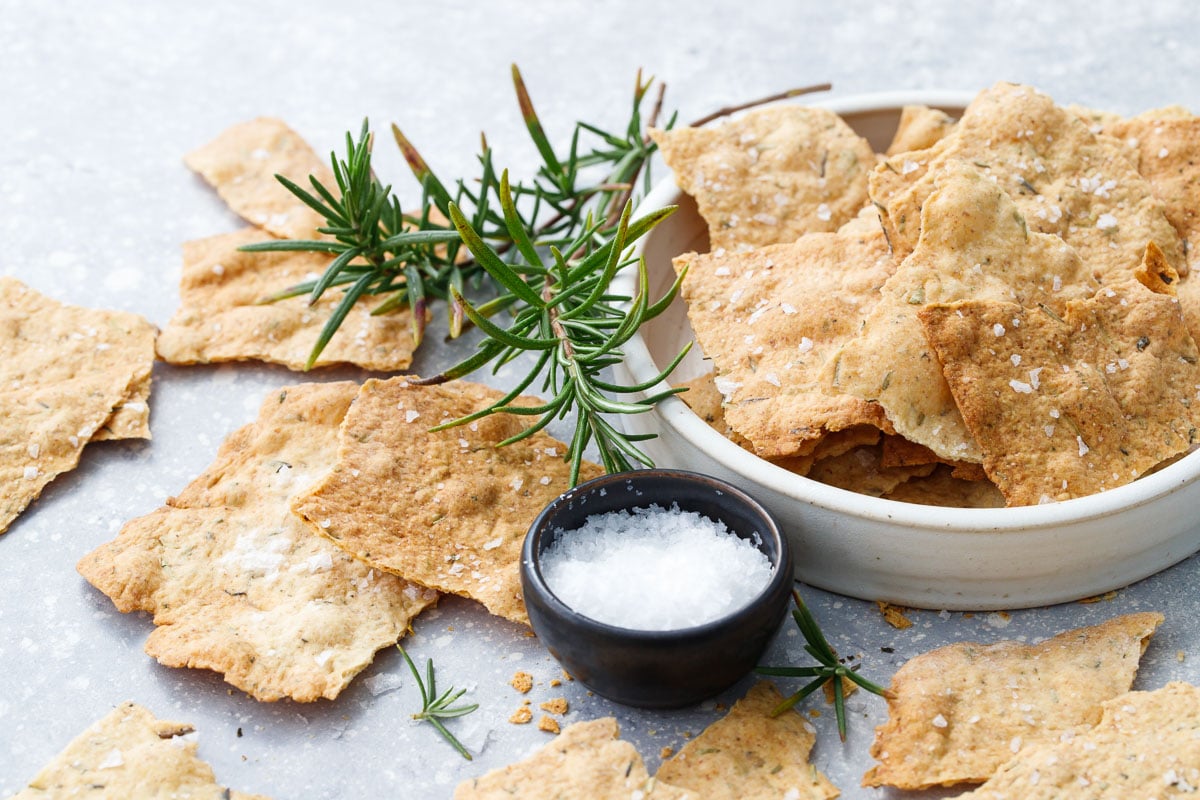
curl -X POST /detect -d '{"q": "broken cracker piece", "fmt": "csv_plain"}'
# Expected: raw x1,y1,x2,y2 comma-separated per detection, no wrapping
656,681,839,800
539,698,569,716
886,104,957,155
863,612,1163,789
537,716,561,735
881,465,1005,508
510,670,534,694
509,707,533,725
11,701,268,799
77,382,437,702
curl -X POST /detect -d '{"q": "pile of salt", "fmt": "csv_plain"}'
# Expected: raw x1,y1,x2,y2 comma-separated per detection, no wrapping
538,503,773,631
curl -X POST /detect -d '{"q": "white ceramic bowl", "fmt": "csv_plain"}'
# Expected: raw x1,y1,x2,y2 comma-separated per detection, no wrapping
612,91,1200,610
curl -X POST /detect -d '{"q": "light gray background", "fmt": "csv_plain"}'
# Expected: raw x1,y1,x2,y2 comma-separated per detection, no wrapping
1,1,1197,797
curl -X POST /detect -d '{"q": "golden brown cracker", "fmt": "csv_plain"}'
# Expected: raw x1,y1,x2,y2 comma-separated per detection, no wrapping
920,281,1200,505
673,209,896,459
453,717,690,799
882,465,1005,508
0,278,156,535
11,702,269,800
156,228,418,371
652,105,875,251
77,382,437,702
291,378,603,626
886,105,956,155
863,612,1163,789
656,682,839,800
184,117,333,240
770,424,883,477
806,444,936,496
957,681,1200,799
90,373,152,441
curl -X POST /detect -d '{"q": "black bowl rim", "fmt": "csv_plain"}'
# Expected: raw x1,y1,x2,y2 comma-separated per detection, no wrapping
521,468,793,642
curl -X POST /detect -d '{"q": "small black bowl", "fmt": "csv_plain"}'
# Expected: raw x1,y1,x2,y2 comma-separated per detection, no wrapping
520,468,793,709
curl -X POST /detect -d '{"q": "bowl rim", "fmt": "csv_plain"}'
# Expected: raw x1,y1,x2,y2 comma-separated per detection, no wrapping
615,90,1200,532
521,468,793,640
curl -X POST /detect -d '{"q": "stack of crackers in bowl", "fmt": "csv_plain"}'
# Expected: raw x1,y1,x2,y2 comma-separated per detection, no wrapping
615,83,1200,607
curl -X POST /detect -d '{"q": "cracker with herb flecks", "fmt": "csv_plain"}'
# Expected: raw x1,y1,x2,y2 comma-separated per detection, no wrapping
829,165,1100,463
886,105,957,156
77,382,437,702
11,701,269,800
805,443,936,496
871,82,1184,279
673,207,896,459
863,612,1163,790
185,117,333,241
453,717,692,799
656,681,839,800
291,377,603,626
90,372,152,441
881,465,1005,508
919,280,1200,505
954,681,1200,799
651,105,876,251
0,277,156,535
156,228,419,371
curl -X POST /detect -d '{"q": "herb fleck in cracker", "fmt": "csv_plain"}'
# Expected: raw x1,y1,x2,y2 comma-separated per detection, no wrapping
77,382,437,702
863,612,1162,789
11,701,269,799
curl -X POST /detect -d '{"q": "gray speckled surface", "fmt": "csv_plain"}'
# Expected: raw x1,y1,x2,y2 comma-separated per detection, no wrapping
2,1,1199,797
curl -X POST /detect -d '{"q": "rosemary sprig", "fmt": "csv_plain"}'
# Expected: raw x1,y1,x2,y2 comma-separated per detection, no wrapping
756,589,890,741
398,645,479,761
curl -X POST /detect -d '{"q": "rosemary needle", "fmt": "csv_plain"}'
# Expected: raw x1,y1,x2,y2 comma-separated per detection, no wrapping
398,645,479,760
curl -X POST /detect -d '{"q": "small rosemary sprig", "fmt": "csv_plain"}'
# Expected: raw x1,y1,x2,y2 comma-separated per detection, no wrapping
398,646,479,761
756,589,890,741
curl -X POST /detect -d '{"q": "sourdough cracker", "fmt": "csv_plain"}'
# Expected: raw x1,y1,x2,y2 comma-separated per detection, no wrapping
156,228,418,371
863,612,1163,789
0,277,156,534
886,105,956,155
673,208,895,459
656,681,839,800
806,444,935,496
882,465,1005,508
920,281,1200,505
12,701,269,799
652,105,875,251
955,681,1200,799
91,373,152,441
77,382,436,702
292,378,603,626
453,718,691,799
184,117,333,240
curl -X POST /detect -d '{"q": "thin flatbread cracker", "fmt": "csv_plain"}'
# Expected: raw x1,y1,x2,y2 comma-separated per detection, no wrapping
806,444,935,496
184,117,333,241
652,105,875,251
674,208,895,459
291,378,603,626
886,105,956,155
656,681,839,800
77,382,437,702
453,717,691,799
919,281,1200,505
956,681,1200,799
11,701,269,800
156,228,418,371
91,373,152,441
881,465,1005,508
1,277,156,534
863,612,1163,789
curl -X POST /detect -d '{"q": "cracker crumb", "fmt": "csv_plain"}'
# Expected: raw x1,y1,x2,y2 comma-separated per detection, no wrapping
539,697,569,715
877,600,914,629
549,679,561,687
562,670,574,682
660,746,675,759
537,716,560,734
509,707,533,725
510,671,533,693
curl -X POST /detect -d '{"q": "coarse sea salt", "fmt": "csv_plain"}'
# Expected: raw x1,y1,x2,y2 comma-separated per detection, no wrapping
539,504,773,631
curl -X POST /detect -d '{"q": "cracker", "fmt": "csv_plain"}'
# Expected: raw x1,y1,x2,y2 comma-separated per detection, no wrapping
863,612,1163,789
806,444,935,496
957,681,1200,799
453,717,690,799
77,382,437,702
184,117,333,240
919,280,1200,505
11,701,268,799
156,228,418,371
673,207,896,459
651,105,876,250
882,465,1005,508
0,278,156,535
830,165,1101,463
91,372,152,441
886,105,956,155
871,82,1184,278
291,378,603,626
656,681,839,800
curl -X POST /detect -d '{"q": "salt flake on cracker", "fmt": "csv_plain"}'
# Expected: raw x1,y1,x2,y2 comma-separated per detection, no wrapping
863,612,1162,789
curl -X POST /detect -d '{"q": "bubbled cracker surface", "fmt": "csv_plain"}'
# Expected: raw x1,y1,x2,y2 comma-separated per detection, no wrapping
919,281,1200,505
76,382,437,702
11,701,269,799
863,612,1163,789
652,105,875,251
157,228,417,371
0,277,156,534
291,378,603,626
656,681,839,800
